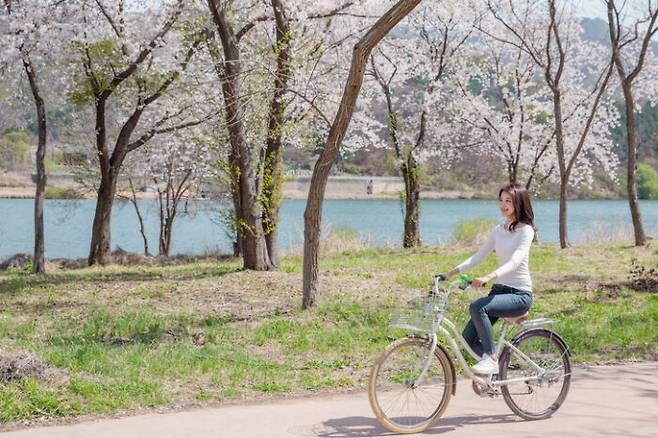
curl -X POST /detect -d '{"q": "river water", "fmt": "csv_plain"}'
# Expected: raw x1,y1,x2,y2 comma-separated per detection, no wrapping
0,198,657,260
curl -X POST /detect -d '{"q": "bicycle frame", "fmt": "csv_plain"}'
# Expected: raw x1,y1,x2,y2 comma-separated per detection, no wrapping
413,278,556,388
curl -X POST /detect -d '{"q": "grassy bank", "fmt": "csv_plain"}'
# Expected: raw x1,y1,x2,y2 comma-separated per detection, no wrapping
0,242,656,425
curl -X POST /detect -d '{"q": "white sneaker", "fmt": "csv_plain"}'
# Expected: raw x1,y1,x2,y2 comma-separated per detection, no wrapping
472,354,499,375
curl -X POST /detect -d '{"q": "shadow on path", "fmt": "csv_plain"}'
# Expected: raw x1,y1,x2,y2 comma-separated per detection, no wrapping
313,413,517,437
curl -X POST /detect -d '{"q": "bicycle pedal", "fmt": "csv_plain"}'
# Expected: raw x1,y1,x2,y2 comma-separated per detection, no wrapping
471,381,499,398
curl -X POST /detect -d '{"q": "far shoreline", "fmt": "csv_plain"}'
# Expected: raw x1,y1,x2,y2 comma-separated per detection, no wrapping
0,186,631,202
0,172,629,201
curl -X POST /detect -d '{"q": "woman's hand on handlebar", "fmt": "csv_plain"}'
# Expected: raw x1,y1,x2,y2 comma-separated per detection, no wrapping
436,269,459,282
472,272,496,288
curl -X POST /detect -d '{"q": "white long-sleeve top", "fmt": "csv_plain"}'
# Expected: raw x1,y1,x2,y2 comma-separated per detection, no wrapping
456,223,534,292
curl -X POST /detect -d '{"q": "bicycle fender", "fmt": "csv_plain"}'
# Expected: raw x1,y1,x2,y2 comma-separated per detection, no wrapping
508,328,571,358
437,343,457,396
407,334,457,395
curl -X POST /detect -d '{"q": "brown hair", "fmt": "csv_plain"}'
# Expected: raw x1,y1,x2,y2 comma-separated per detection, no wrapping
499,183,535,232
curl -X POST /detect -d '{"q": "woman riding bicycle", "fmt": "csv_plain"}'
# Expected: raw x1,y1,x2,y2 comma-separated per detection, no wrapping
440,182,535,375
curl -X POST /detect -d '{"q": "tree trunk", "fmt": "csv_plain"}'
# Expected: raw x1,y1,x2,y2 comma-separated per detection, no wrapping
88,119,129,265
551,87,570,249
402,153,421,247
230,179,243,258
89,171,118,265
242,208,272,270
606,0,656,247
371,55,422,249
261,142,283,269
161,214,175,256
158,185,182,257
209,0,273,271
88,97,112,266
621,83,646,246
236,138,272,271
261,0,291,269
558,176,569,249
157,185,168,256
551,0,613,250
302,0,423,309
265,227,279,266
208,38,242,259
22,56,47,274
507,160,515,184
128,176,149,255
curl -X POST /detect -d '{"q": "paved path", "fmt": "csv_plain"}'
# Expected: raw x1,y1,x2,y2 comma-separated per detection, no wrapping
2,362,657,437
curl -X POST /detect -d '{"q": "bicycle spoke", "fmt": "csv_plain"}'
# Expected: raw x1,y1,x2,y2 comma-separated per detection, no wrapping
500,330,571,420
370,337,452,432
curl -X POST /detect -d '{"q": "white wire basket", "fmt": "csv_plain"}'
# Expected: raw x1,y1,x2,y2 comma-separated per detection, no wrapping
390,290,448,332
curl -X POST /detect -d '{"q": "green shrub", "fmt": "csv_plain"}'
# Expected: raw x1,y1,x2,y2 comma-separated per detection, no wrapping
45,187,83,199
0,130,31,170
637,164,658,200
342,163,360,175
451,217,498,245
45,150,69,173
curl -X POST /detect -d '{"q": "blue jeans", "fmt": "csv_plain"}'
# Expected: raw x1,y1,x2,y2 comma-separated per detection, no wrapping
462,284,533,357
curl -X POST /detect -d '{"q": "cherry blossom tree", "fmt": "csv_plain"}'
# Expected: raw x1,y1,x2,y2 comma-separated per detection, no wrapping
146,131,215,256
303,0,423,308
205,0,375,270
358,2,478,247
67,0,210,265
448,38,557,191
119,126,216,257
122,165,150,256
606,0,658,246
482,0,620,248
0,0,72,273
206,0,280,270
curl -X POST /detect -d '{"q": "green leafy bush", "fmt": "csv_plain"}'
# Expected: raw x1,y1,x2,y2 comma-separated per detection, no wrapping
342,163,360,175
45,150,69,173
0,130,31,171
637,164,658,200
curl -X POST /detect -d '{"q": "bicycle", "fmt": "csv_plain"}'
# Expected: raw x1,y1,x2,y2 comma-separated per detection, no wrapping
368,275,571,434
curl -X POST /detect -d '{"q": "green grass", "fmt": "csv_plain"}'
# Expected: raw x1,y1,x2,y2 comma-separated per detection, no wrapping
0,242,655,423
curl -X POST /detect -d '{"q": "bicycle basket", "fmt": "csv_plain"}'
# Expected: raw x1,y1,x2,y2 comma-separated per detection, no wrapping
390,290,447,332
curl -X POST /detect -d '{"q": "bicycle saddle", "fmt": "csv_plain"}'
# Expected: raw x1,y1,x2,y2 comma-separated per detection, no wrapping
504,313,529,324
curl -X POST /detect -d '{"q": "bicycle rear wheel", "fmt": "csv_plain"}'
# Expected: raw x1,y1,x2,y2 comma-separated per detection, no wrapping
368,336,453,434
499,329,571,420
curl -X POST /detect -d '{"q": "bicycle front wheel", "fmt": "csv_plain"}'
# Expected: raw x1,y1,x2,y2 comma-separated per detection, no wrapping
368,336,453,434
499,329,571,420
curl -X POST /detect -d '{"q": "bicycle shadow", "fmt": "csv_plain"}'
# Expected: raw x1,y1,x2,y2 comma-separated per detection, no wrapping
313,413,517,437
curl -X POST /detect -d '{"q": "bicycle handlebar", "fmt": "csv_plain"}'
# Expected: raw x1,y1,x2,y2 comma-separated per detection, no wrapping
433,273,486,292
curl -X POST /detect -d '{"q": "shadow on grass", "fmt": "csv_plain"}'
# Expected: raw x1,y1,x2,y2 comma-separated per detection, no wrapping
0,265,240,296
314,413,517,437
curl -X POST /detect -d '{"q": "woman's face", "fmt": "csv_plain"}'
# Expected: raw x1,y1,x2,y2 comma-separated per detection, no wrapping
499,191,515,220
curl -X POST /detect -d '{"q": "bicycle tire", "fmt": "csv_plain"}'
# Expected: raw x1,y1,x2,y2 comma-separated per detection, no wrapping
499,328,571,420
368,336,453,434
